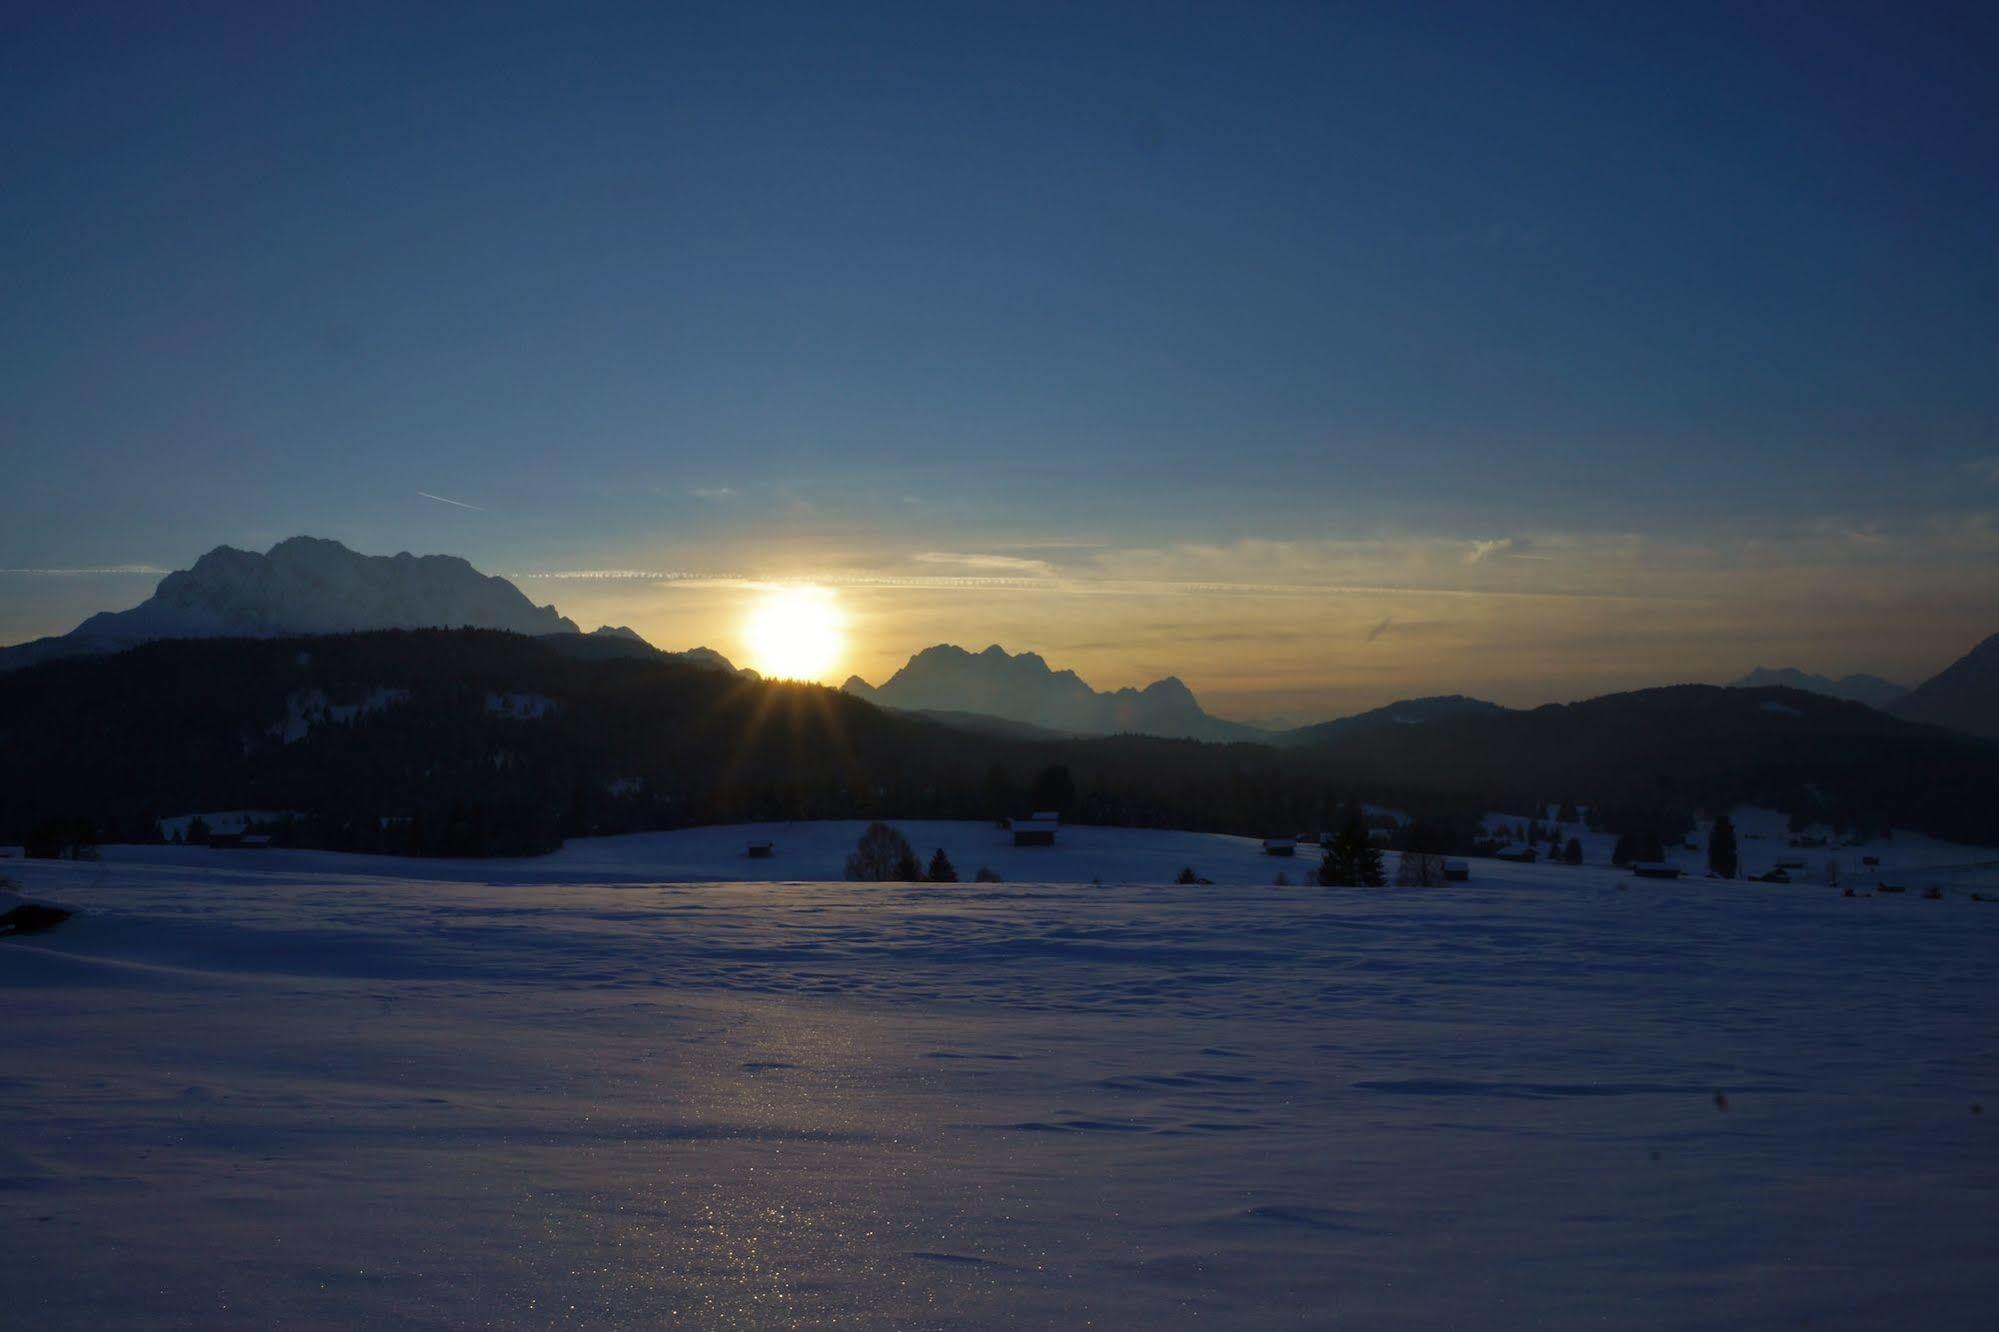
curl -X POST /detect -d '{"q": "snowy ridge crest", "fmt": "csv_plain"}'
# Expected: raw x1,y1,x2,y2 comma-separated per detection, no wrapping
71,536,580,641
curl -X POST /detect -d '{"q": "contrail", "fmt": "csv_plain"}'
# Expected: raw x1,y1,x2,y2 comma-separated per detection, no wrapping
0,564,169,576
418,491,485,511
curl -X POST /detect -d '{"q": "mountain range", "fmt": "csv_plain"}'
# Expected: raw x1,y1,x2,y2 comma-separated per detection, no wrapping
4,628,1994,856
1283,695,1514,745
1728,666,1907,709
842,644,1266,743
4,535,1996,747
0,537,749,677
852,645,1994,746
1889,631,1999,740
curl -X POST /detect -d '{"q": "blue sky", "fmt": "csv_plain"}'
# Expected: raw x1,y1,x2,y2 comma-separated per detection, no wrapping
4,2,1997,714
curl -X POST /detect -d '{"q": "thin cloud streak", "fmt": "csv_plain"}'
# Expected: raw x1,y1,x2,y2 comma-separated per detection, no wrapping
418,491,486,511
659,571,1706,605
1464,537,1552,564
0,564,170,576
512,569,707,581
914,551,1057,576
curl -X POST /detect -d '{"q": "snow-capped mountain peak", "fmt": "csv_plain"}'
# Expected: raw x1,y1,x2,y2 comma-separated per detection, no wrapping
842,643,1260,742
65,536,579,642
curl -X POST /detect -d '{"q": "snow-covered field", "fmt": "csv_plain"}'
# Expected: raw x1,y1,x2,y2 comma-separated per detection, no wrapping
4,828,1996,1328
1478,805,1999,887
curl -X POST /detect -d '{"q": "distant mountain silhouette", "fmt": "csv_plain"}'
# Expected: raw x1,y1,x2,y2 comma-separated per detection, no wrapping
0,537,749,675
1729,666,1906,709
5,635,1993,853
887,708,1077,742
1283,695,1512,746
1296,682,1998,845
1890,631,1999,739
843,643,1264,743
538,629,753,676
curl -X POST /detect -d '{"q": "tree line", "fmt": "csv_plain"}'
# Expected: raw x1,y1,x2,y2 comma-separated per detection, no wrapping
4,629,1993,858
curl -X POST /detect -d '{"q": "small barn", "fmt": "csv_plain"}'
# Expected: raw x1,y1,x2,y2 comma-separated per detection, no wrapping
1632,862,1683,880
1443,860,1470,881
1011,818,1058,847
1262,837,1296,858
1031,810,1062,824
745,841,774,859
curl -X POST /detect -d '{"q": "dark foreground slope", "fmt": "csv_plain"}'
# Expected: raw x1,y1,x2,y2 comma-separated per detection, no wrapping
1301,684,1999,841
2,632,1994,853
1892,631,1999,740
0,630,1308,854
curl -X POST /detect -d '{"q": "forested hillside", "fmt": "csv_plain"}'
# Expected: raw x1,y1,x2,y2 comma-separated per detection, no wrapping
4,631,1994,856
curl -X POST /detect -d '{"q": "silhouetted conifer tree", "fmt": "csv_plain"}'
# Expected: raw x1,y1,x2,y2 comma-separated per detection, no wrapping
1708,815,1739,878
982,764,1015,824
1320,813,1384,886
1030,764,1076,817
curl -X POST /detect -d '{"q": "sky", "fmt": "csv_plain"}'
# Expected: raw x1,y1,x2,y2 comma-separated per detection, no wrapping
4,1,1997,719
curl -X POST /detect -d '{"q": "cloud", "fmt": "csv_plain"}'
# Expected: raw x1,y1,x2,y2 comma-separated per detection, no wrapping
690,486,737,501
1968,457,1999,483
511,569,705,581
418,491,485,511
1364,615,1393,643
913,551,1056,577
0,564,169,576
1464,537,1528,564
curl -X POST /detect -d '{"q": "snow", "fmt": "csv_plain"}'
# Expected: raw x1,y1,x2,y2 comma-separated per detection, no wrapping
3,828,1996,1327
274,686,411,742
156,809,302,839
65,535,578,645
1480,804,1999,889
483,690,558,719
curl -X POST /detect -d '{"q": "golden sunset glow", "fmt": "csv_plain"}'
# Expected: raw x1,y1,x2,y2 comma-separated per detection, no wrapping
743,585,844,681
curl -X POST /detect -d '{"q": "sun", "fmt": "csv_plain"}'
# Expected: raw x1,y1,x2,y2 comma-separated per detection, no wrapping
743,585,845,681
